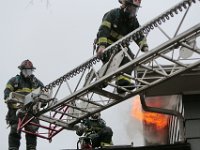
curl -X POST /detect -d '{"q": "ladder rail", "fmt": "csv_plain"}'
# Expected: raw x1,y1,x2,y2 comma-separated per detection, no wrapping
37,24,200,127
11,0,200,141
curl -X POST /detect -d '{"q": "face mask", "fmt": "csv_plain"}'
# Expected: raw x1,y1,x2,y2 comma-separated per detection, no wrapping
124,5,139,18
22,69,33,78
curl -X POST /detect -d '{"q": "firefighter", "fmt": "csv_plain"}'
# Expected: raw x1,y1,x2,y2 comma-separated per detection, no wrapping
76,112,113,148
4,59,44,150
95,0,149,94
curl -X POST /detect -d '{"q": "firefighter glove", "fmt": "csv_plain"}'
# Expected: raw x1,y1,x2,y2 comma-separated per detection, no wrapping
97,45,106,57
139,38,149,52
76,127,84,136
141,45,149,52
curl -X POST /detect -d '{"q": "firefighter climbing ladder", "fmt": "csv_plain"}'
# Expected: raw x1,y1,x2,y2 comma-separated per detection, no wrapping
9,0,200,141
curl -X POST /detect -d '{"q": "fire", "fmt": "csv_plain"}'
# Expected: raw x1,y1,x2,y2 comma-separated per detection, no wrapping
131,95,168,130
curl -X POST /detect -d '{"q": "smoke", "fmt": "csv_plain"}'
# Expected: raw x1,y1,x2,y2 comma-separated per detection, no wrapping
126,114,144,146
125,99,144,146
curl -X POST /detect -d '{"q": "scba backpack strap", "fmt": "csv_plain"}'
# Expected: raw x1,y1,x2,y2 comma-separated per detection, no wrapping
13,75,20,90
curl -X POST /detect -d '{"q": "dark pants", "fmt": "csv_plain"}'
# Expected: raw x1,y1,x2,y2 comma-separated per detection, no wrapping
7,109,38,150
9,124,37,150
102,46,135,75
89,126,113,148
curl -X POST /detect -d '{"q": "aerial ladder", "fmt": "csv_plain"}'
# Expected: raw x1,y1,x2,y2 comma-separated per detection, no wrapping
6,0,200,149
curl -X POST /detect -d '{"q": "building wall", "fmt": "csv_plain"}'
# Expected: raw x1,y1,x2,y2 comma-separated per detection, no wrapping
183,94,200,150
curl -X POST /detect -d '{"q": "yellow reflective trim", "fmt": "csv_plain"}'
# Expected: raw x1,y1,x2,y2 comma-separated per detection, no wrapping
110,30,123,40
110,30,118,39
101,142,113,147
97,37,107,44
101,21,111,28
6,84,14,91
107,39,114,45
97,38,114,45
15,88,34,93
117,75,131,82
139,38,147,46
11,103,22,109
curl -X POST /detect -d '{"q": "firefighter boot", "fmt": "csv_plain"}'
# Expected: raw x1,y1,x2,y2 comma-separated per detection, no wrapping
9,147,19,150
27,145,36,150
100,142,113,147
115,76,135,94
100,126,113,147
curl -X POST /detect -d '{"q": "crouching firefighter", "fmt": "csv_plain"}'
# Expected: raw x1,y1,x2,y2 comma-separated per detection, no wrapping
4,60,44,150
76,112,113,148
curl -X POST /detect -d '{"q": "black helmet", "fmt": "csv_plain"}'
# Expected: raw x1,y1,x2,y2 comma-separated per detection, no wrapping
18,59,36,70
119,0,141,7
91,112,101,120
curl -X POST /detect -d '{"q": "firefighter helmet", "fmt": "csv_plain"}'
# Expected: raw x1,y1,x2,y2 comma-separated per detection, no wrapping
91,112,101,120
18,59,36,70
119,0,141,7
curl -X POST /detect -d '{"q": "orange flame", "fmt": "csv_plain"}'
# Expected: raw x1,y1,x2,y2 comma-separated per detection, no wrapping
131,95,168,130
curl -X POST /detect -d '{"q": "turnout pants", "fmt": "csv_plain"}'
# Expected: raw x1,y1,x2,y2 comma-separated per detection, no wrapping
7,109,38,150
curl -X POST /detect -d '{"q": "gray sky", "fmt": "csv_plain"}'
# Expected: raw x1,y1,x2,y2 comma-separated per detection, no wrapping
0,0,199,149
